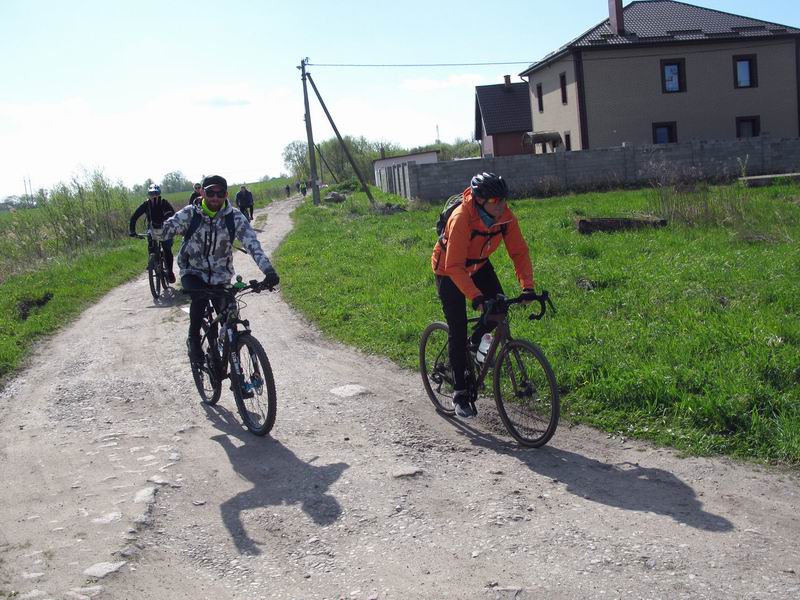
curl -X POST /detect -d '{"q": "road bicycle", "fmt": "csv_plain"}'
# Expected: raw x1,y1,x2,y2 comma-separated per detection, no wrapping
419,291,559,447
137,232,171,303
189,276,277,436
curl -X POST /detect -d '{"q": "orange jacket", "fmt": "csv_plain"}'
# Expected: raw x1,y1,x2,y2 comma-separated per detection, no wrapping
431,187,534,301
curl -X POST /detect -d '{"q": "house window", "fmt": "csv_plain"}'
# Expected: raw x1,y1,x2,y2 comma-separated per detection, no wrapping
564,132,572,151
736,116,761,138
536,83,544,112
560,73,568,104
652,122,678,144
733,55,758,88
660,59,686,93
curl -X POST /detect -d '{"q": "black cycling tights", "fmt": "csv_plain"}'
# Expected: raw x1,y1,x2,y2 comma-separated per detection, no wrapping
181,274,226,345
436,261,504,391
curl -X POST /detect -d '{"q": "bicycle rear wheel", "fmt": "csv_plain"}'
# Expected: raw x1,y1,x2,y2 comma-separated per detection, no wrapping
192,322,222,405
147,254,161,302
231,333,277,436
419,322,456,415
493,339,559,447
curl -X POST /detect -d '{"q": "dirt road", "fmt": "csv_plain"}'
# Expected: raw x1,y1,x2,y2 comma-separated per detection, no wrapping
1,197,798,600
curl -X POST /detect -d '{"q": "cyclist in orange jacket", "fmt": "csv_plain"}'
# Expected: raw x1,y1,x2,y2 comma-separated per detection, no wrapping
431,172,536,418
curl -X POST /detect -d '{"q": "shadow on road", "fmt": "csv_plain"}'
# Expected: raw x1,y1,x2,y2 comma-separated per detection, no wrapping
204,405,349,555
448,417,733,533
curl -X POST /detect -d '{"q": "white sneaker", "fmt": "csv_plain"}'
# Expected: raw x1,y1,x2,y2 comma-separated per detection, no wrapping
453,390,475,418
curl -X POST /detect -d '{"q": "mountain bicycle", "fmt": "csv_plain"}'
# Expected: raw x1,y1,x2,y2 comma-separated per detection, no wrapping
419,291,559,447
189,276,277,436
136,232,170,303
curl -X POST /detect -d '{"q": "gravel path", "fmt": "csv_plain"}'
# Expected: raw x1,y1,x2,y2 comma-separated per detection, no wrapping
1,197,798,600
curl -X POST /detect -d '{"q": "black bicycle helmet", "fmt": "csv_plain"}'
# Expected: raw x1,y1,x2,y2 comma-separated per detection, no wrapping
470,172,508,200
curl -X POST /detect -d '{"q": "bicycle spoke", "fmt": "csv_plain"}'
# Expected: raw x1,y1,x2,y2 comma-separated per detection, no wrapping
494,340,560,447
233,334,276,436
419,322,456,414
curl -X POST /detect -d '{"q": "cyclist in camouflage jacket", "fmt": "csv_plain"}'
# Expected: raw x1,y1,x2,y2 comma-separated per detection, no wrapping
161,174,279,363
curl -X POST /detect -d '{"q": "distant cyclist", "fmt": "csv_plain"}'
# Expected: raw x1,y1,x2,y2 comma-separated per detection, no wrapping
160,175,279,365
188,183,203,207
129,183,177,283
431,172,536,418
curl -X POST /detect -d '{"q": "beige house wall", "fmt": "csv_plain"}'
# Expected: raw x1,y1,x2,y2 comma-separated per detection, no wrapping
582,39,799,147
527,56,582,150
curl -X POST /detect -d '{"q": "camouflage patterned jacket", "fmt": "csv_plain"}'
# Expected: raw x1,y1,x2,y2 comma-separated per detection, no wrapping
161,202,274,285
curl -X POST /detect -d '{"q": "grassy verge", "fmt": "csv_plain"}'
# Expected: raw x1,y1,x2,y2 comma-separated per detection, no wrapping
0,240,147,381
276,184,800,464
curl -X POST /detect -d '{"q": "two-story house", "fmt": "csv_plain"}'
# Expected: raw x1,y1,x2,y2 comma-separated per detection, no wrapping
474,76,533,157
520,0,800,151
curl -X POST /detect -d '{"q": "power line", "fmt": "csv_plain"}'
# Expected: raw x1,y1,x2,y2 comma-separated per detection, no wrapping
307,61,533,68
310,39,794,70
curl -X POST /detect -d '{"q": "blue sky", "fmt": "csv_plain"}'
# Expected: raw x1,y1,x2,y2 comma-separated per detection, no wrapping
1,0,797,198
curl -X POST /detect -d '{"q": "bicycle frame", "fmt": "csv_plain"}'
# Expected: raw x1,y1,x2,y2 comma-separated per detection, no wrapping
466,313,511,392
464,292,555,400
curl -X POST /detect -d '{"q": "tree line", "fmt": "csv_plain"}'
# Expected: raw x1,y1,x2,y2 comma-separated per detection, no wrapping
281,136,480,184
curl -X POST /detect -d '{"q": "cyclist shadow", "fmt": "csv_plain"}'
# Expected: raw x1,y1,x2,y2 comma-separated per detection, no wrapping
450,419,733,533
204,405,349,555
142,289,183,309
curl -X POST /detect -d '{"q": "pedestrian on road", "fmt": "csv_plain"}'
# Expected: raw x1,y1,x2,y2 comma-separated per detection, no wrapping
300,183,307,197
284,184,291,198
236,185,255,220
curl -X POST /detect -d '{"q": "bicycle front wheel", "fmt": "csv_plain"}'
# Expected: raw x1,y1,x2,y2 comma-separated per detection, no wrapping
231,333,277,436
147,256,161,302
493,340,559,447
419,322,456,415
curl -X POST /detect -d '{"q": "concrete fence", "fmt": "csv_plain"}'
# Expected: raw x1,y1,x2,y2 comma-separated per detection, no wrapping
375,136,800,202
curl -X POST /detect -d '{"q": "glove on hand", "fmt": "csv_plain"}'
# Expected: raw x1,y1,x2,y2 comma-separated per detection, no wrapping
262,268,280,289
471,295,485,311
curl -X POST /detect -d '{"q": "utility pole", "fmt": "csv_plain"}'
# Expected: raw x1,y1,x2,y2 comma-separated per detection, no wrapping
306,72,376,206
298,58,320,205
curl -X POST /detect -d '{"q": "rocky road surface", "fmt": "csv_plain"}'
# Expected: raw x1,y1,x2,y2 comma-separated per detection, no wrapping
1,197,798,600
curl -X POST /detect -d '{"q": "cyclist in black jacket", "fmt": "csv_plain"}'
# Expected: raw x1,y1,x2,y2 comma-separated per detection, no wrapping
129,183,177,283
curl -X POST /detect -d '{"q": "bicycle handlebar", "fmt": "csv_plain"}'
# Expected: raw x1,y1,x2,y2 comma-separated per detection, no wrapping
481,290,556,324
183,276,277,299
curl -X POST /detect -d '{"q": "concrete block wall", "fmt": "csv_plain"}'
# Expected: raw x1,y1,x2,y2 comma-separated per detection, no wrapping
400,137,800,201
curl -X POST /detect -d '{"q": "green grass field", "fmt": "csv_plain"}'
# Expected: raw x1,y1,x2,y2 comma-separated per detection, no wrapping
0,239,147,380
275,184,800,464
0,176,284,384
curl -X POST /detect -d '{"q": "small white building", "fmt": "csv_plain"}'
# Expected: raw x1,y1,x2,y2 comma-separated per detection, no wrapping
374,150,439,195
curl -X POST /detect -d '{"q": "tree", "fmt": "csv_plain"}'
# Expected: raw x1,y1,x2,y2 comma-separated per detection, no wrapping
282,141,309,182
160,171,193,194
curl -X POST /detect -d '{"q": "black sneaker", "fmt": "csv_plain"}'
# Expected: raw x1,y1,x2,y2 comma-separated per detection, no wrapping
453,390,475,418
187,338,204,366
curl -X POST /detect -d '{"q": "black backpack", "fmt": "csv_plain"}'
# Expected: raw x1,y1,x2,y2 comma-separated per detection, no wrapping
181,209,237,251
436,193,506,250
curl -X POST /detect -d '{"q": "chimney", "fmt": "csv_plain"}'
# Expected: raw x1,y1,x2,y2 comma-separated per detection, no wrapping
608,0,624,35
504,74,511,88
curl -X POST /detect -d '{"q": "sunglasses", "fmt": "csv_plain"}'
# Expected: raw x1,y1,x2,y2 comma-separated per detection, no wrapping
205,190,226,198
483,196,506,205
